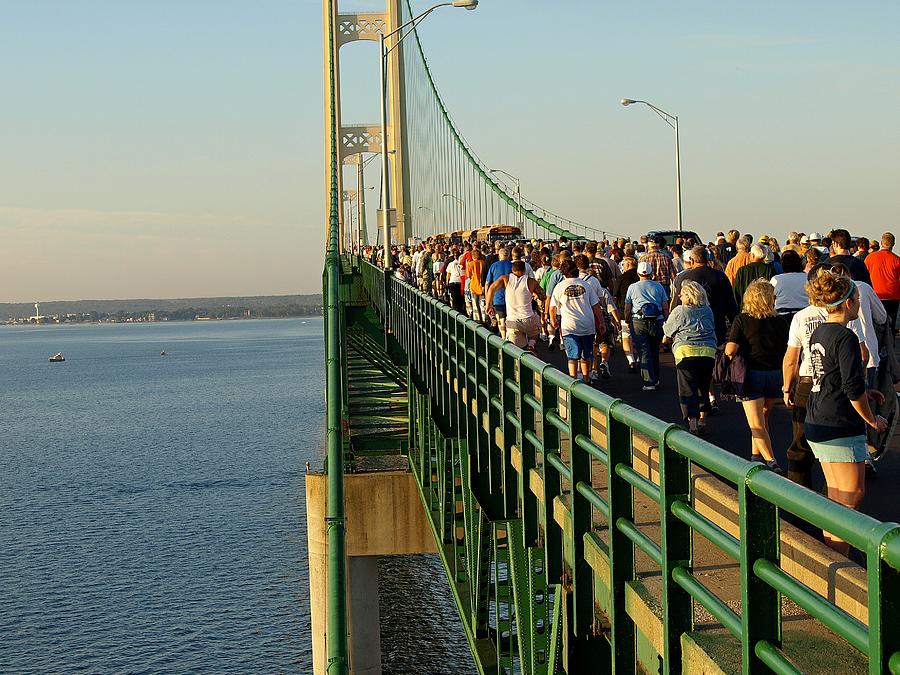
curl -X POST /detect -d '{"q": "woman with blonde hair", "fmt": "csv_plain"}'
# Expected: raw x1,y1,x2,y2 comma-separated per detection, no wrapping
725,279,789,470
805,270,886,553
663,280,717,434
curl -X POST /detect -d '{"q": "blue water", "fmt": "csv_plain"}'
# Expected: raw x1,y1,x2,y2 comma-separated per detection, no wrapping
1,319,322,672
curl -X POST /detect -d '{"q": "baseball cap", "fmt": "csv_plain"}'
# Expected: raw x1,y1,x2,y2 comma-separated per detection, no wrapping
682,249,694,264
809,232,824,241
637,261,653,276
800,235,809,244
759,235,771,245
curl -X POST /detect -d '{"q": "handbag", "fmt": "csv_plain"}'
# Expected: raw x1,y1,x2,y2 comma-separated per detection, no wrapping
713,347,746,400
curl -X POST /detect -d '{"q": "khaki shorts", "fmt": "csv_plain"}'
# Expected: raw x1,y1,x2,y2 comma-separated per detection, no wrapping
506,314,541,348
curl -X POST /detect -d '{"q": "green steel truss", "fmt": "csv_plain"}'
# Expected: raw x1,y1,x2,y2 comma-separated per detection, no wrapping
353,258,900,675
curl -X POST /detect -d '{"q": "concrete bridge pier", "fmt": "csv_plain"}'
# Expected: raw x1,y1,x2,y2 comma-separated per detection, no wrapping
306,470,436,674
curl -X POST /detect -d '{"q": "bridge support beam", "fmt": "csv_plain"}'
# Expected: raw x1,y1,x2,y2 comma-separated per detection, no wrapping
306,470,437,674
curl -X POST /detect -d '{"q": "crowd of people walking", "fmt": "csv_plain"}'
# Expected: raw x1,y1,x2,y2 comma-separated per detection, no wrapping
364,228,899,552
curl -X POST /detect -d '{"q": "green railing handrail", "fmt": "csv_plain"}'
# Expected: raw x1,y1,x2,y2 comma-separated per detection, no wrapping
358,257,900,674
323,0,348,672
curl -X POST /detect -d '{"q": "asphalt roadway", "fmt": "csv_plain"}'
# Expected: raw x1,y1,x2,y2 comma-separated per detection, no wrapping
529,336,900,526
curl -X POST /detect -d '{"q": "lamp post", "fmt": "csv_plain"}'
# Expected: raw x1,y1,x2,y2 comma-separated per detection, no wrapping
417,205,436,236
353,186,375,251
490,168,524,237
621,98,683,232
380,0,478,267
442,192,466,230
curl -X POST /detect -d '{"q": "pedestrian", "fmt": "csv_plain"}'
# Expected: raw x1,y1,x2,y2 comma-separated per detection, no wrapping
724,236,753,284
575,254,621,381
466,248,485,322
671,245,738,346
820,229,871,284
770,250,809,324
638,237,676,293
625,261,669,390
663,280,718,435
485,260,546,350
485,248,513,338
855,237,870,261
549,259,604,382
864,232,900,331
614,256,640,372
804,270,887,554
782,267,867,489
444,252,465,314
725,279,789,471
732,244,777,305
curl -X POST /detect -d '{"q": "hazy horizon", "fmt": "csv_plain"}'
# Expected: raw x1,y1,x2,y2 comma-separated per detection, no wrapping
2,0,898,302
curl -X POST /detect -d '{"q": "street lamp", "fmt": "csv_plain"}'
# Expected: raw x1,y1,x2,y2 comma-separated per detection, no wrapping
442,192,466,229
380,0,478,267
489,168,524,237
417,205,436,236
352,186,375,250
621,98,683,232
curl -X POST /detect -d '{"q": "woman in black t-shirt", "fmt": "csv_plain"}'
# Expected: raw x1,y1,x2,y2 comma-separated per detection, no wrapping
725,279,789,471
805,271,887,554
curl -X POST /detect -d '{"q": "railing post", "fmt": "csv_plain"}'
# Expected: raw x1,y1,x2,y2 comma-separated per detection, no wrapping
567,382,594,640
740,466,781,673
606,401,635,669
866,524,900,675
518,358,539,547
382,268,392,337
540,365,562,583
501,347,518,518
658,424,692,673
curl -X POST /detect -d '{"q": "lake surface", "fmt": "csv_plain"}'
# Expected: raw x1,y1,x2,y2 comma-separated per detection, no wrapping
1,318,472,673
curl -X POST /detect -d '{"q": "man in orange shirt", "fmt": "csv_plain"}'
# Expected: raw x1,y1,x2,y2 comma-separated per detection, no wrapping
864,232,900,331
466,248,486,322
724,236,753,284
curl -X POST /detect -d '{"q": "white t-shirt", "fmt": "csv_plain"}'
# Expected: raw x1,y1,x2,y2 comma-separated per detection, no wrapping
550,277,599,336
788,306,864,377
856,281,888,368
446,260,462,284
770,272,809,312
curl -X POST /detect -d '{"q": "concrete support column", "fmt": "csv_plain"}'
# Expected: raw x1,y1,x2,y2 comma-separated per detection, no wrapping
348,556,382,674
305,471,436,674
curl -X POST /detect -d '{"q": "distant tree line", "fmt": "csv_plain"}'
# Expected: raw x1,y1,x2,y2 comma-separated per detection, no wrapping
1,295,323,323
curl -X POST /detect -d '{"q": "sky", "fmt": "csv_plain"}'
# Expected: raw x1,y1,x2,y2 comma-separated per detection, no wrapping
1,1,898,302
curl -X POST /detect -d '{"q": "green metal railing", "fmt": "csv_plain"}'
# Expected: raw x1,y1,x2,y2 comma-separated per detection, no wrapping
360,258,900,674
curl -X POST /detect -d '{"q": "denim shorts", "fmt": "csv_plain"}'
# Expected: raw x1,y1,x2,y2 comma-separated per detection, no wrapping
808,435,869,463
563,334,594,360
739,368,782,401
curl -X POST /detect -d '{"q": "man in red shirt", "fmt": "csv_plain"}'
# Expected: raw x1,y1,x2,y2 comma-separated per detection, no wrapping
865,232,900,330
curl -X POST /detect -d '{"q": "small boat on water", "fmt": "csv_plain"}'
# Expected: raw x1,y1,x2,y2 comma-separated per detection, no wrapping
160,351,167,356
48,352,65,362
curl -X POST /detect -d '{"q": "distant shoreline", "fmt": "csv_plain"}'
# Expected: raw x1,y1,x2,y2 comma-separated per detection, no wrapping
0,315,324,327
1,294,323,325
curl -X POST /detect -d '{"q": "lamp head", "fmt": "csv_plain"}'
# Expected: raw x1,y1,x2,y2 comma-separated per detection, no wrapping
452,0,478,8
620,98,636,106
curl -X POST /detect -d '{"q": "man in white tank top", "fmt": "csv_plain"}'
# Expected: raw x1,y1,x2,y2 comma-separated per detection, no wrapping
485,260,546,349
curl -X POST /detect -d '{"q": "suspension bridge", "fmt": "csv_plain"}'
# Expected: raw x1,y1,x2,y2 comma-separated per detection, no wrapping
308,1,900,673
